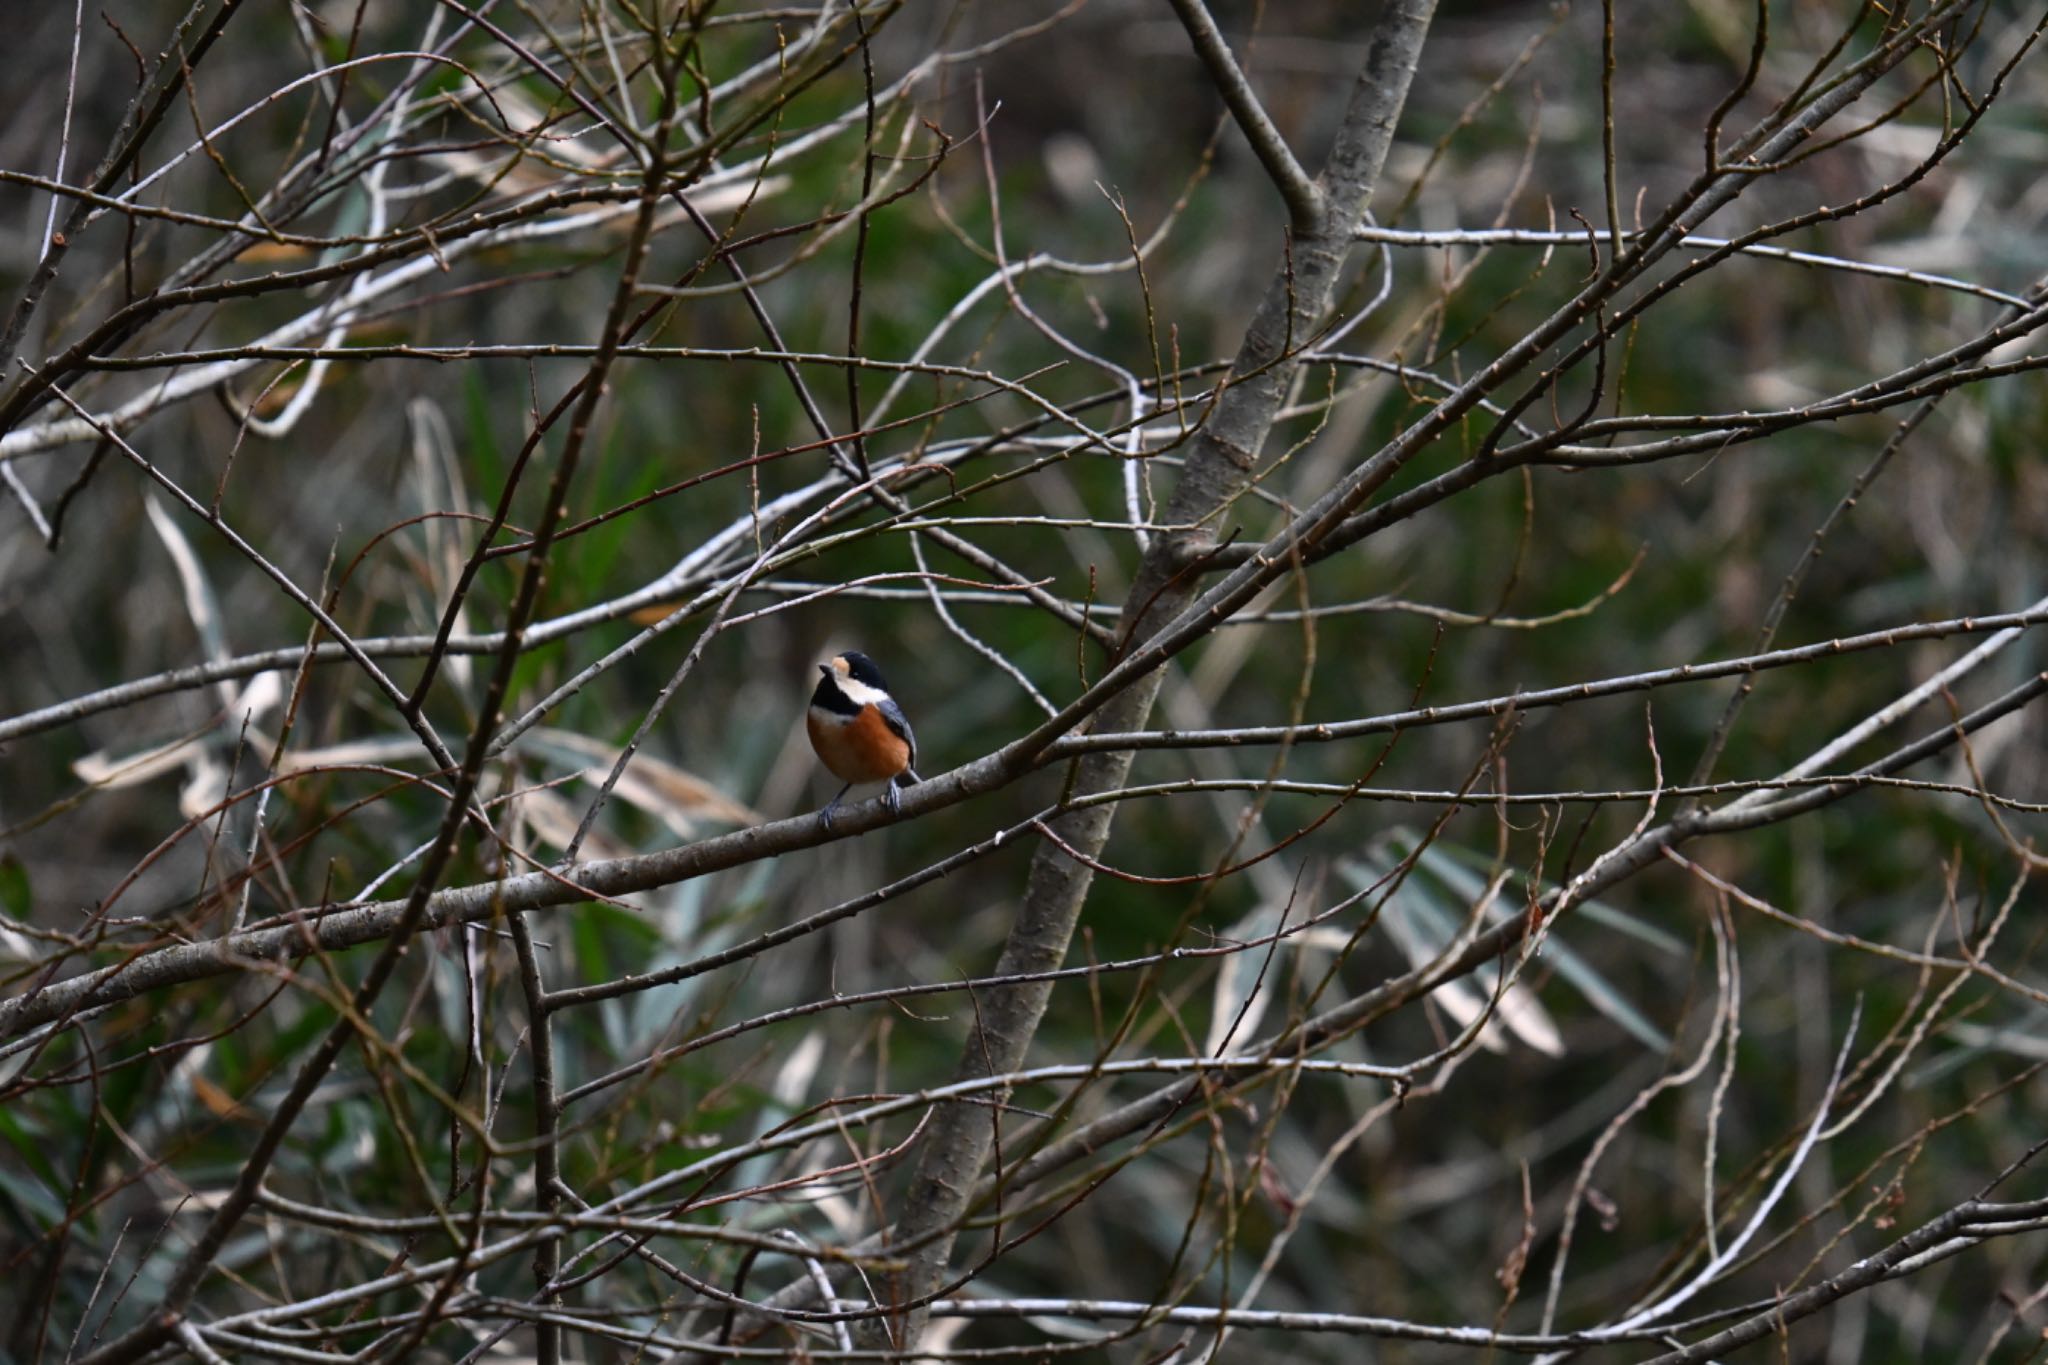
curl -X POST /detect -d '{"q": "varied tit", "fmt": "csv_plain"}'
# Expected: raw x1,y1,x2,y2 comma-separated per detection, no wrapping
807,650,921,830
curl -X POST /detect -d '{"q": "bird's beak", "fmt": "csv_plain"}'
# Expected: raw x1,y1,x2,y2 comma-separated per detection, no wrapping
817,663,832,678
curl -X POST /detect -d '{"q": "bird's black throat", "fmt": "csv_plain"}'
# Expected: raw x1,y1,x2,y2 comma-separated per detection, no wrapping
811,669,862,717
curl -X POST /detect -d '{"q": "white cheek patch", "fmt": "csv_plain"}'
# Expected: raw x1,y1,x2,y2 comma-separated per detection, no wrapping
834,676,889,708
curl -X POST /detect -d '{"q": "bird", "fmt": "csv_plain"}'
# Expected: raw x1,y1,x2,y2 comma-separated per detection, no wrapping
807,649,920,830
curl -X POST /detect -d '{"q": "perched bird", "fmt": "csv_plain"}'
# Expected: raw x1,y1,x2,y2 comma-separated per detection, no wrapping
807,650,920,830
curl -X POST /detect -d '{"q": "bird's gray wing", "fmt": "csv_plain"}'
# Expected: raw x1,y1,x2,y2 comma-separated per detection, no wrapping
877,695,917,771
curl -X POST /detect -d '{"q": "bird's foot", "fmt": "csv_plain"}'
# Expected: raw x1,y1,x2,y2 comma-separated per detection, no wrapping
819,783,852,833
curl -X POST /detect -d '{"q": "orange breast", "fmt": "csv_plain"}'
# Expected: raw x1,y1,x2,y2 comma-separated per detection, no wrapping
808,705,911,784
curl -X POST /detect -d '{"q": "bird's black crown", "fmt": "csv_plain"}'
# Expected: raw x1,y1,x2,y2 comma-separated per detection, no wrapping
838,650,889,690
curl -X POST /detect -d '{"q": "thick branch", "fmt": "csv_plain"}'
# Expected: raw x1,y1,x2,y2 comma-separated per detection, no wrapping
866,0,1439,1347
